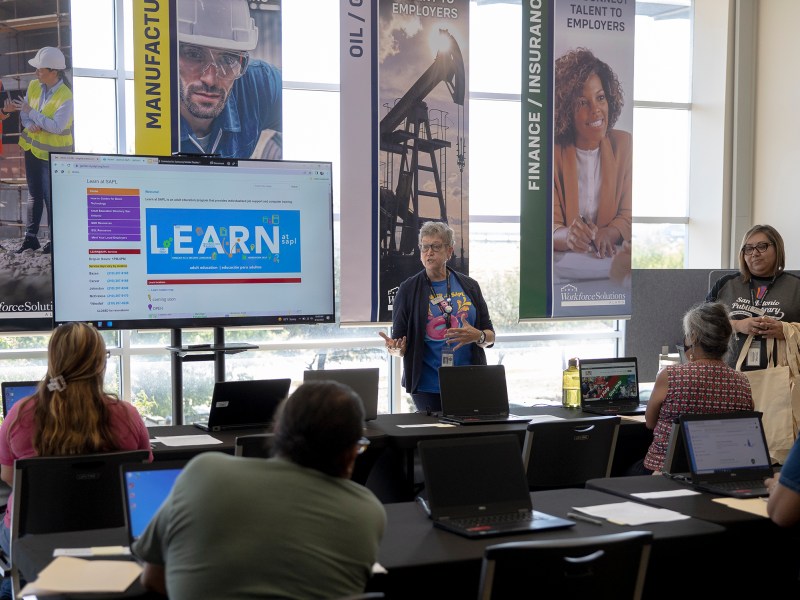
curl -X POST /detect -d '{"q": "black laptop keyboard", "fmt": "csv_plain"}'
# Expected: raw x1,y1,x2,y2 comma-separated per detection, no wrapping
449,511,536,528
700,480,768,493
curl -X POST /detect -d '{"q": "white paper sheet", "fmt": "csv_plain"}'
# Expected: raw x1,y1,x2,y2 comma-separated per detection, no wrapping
153,434,223,447
572,501,690,525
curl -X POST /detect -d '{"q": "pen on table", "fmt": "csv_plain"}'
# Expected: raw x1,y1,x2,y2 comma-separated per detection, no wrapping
579,215,600,255
566,511,604,525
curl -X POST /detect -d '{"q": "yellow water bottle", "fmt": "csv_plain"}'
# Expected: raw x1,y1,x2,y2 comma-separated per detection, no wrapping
562,358,581,408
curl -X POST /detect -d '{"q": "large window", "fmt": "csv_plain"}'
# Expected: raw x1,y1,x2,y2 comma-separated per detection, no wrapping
0,0,695,424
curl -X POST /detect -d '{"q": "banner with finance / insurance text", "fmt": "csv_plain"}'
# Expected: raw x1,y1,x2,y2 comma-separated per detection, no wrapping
340,0,470,323
520,0,634,319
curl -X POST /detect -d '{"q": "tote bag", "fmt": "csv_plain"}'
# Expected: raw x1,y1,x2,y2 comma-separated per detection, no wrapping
735,333,797,464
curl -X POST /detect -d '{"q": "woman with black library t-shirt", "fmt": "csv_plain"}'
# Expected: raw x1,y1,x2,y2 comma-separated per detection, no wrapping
706,224,800,370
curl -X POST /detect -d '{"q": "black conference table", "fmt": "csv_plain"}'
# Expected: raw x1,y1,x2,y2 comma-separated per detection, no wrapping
146,407,652,502
372,487,725,599
361,406,651,501
586,475,800,596
14,487,722,600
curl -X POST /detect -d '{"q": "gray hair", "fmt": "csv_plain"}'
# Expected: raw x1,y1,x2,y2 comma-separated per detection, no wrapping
682,302,733,359
418,221,455,247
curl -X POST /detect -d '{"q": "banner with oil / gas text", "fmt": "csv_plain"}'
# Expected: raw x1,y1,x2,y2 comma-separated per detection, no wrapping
520,0,634,319
340,0,470,323
134,0,283,159
0,6,74,331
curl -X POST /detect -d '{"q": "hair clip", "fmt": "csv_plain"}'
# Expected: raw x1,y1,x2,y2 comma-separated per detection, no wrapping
47,375,67,392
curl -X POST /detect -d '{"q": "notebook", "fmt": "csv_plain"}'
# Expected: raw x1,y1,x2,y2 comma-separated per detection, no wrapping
418,434,575,538
579,357,643,415
194,378,291,432
302,368,379,421
121,460,185,544
1,381,38,418
679,411,773,498
438,365,531,425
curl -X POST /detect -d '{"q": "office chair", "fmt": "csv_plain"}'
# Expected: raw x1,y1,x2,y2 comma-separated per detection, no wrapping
477,531,653,600
9,449,149,594
234,433,275,458
521,416,620,490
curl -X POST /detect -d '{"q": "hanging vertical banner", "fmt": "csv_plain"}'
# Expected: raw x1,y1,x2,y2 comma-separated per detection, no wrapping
0,6,73,331
520,0,634,319
135,0,283,160
134,0,173,156
341,0,470,323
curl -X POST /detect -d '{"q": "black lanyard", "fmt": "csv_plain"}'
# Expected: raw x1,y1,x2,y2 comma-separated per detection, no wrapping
425,269,452,328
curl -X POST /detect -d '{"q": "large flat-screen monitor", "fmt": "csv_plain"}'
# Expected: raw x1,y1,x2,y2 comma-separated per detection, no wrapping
50,153,335,330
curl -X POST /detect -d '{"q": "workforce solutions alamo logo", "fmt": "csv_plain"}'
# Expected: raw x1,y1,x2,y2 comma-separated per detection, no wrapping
559,284,626,307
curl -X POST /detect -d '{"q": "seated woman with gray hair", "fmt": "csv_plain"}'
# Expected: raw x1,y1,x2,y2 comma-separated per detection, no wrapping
630,302,754,475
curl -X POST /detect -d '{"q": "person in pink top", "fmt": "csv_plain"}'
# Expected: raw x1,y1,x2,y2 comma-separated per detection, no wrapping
0,322,152,567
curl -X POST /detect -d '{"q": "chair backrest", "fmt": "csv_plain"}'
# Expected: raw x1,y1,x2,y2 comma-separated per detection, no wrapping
234,433,275,458
521,416,620,490
478,531,653,600
11,449,150,540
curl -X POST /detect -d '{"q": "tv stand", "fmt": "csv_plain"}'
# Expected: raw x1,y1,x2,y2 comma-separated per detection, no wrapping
166,327,257,425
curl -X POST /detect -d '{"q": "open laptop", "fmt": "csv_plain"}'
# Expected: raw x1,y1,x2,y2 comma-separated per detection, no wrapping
121,460,185,545
438,365,531,425
302,368,379,420
679,411,773,498
193,378,291,432
579,357,643,416
418,434,575,538
1,381,38,418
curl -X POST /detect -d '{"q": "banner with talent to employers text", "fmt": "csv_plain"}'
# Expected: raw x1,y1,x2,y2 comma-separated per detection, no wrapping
520,0,635,319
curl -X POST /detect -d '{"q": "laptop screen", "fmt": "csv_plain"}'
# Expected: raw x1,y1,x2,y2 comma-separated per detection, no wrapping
438,365,510,416
302,368,380,420
122,462,184,542
419,434,531,518
579,358,639,408
1,381,38,417
681,413,771,476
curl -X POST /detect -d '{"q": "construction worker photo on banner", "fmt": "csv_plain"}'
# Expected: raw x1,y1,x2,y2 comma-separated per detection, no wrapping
3,46,73,254
176,0,283,160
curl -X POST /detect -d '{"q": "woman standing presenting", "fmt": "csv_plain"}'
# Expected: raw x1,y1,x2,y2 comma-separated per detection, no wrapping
707,225,800,369
552,48,632,258
380,222,495,413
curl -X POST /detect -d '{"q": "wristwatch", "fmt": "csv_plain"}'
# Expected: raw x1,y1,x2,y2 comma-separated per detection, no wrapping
477,330,486,345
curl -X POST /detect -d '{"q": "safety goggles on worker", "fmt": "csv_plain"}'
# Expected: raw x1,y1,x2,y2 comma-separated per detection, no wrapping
179,43,249,80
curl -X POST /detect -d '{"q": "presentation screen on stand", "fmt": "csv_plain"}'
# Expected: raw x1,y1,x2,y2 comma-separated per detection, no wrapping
50,153,335,330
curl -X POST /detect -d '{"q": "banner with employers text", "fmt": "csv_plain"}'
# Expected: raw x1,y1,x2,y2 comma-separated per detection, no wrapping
520,0,634,319
134,0,283,159
340,0,470,323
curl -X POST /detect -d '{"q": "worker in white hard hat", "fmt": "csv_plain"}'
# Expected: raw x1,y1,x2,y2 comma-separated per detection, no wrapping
177,0,282,159
3,46,73,254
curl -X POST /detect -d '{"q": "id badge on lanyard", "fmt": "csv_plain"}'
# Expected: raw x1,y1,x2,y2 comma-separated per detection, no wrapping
746,306,766,368
441,346,454,367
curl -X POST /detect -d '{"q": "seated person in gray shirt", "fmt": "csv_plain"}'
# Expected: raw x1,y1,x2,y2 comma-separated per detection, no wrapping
132,381,386,600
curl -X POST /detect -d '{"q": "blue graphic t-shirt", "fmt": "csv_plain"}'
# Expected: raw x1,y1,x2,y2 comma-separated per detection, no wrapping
417,274,476,393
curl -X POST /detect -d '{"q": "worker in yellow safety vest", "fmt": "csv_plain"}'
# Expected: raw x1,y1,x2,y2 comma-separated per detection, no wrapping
3,46,74,254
